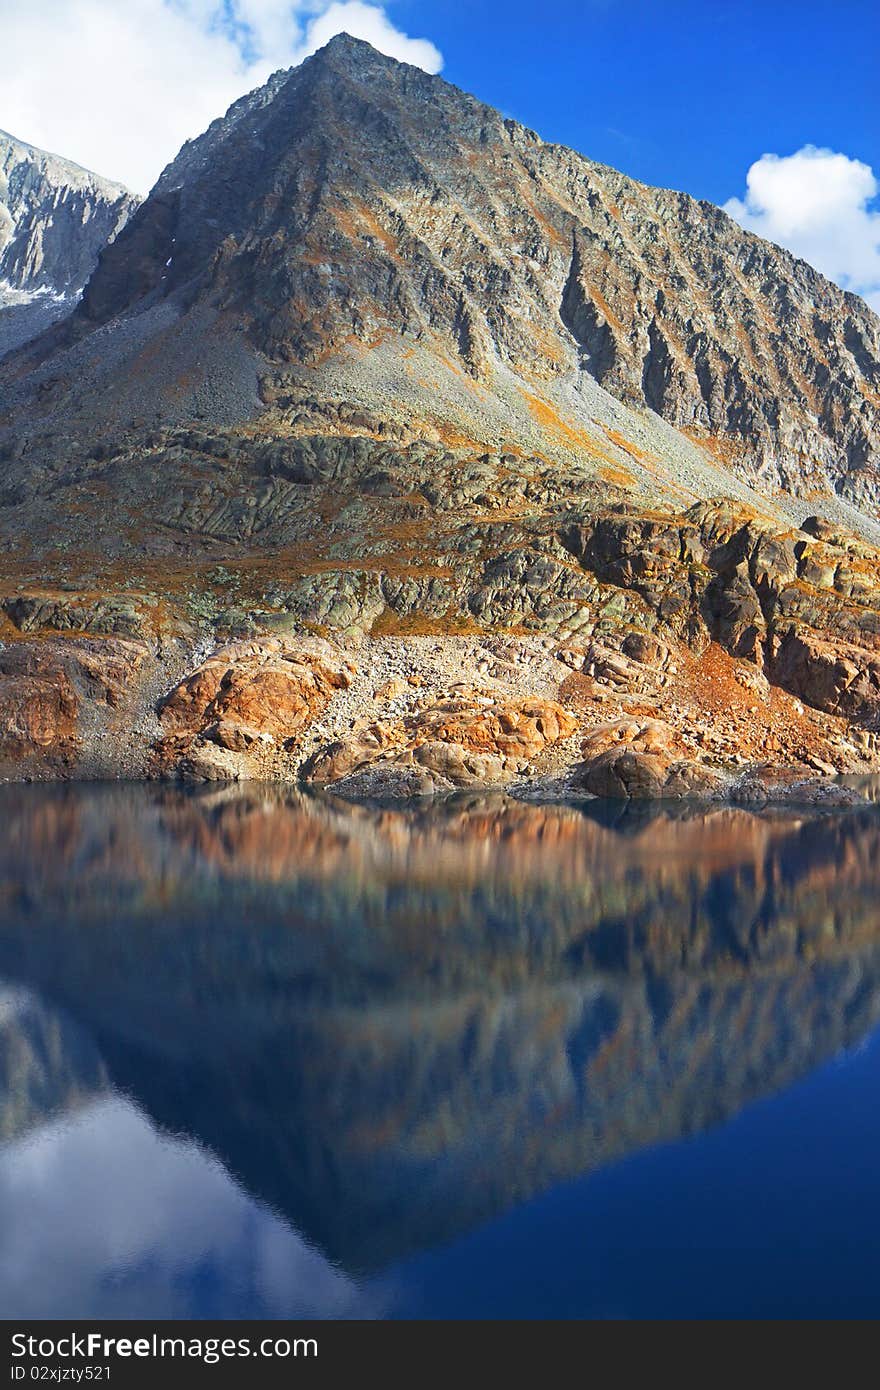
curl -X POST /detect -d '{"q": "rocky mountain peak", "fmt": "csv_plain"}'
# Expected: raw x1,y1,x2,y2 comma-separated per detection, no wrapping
0,129,140,356
37,37,875,514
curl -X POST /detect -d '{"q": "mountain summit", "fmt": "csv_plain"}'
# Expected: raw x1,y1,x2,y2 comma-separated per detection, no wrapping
12,33,879,511
3,37,880,798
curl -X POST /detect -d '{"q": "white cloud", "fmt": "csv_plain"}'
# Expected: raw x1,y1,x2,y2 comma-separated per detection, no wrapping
724,146,880,314
0,1,443,194
304,1,442,70
0,1094,384,1318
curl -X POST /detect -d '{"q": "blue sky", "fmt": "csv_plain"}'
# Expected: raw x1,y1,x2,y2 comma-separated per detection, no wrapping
414,0,879,207
417,0,880,307
3,0,879,307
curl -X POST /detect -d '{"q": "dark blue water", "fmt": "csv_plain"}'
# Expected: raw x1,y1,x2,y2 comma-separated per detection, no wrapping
1,783,880,1319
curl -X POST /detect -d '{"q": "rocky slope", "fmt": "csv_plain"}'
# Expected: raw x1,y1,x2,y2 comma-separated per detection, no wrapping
0,129,138,358
1,37,880,797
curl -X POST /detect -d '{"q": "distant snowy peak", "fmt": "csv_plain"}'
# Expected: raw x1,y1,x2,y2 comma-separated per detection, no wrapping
0,129,140,355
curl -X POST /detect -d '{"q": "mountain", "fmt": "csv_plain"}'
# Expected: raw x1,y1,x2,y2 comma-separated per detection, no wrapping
2,35,880,797
9,35,880,509
0,129,139,358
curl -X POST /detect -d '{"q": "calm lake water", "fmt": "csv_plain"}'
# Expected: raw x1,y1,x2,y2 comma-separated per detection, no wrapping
2,782,880,1319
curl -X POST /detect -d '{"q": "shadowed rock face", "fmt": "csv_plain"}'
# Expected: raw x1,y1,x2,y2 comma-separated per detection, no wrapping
0,130,138,357
3,785,880,1270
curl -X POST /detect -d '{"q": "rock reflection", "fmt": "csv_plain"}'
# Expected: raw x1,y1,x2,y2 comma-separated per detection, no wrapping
1,784,880,1275
0,985,108,1143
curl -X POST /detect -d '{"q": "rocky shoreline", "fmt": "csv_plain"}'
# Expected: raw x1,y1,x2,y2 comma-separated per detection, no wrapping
3,474,880,804
0,605,876,808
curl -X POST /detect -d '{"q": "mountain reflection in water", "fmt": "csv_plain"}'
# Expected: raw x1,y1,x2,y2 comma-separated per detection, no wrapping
2,783,880,1318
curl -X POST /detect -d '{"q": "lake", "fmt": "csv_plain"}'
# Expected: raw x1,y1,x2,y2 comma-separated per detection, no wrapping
1,782,880,1319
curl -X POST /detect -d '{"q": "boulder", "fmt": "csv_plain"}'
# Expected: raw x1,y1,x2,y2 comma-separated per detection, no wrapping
2,591,151,639
0,662,77,757
154,636,355,777
771,627,880,722
576,717,725,800
578,746,724,800
304,694,577,792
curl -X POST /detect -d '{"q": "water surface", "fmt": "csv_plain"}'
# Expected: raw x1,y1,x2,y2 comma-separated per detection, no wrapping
2,783,880,1319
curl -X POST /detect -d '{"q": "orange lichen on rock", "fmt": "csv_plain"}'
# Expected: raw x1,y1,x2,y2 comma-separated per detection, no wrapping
588,285,625,333
520,389,603,456
602,426,649,461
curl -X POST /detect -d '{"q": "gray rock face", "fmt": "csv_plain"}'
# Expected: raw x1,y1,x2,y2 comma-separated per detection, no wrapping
0,129,139,356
